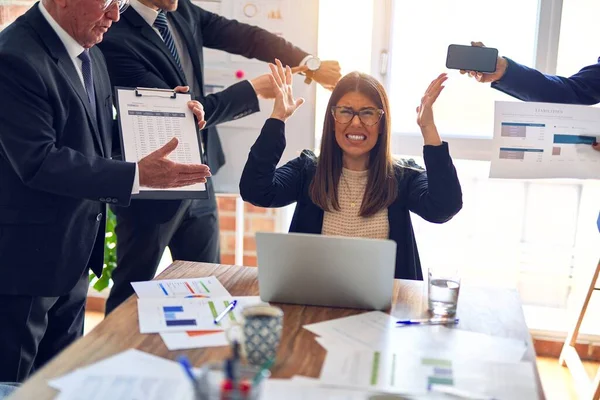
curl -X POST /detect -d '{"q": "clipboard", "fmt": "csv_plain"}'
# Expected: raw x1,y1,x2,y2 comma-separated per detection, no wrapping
114,87,208,200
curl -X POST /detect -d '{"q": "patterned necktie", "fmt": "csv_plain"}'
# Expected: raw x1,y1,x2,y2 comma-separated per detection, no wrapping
78,49,96,115
154,11,183,73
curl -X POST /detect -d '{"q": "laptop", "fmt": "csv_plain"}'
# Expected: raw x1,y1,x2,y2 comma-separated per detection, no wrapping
256,232,397,310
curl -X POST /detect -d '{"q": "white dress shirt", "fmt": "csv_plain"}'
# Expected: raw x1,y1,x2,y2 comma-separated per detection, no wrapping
38,2,140,195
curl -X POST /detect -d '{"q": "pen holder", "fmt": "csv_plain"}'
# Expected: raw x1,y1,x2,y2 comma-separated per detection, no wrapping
194,362,270,400
225,304,284,366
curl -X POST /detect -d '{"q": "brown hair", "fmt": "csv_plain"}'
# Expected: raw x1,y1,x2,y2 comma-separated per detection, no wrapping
309,72,398,217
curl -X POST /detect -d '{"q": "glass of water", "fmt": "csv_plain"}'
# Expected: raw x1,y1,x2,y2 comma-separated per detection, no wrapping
428,267,461,316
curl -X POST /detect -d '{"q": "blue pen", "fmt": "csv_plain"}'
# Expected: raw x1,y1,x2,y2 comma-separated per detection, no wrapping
214,300,238,325
177,355,202,399
397,317,459,326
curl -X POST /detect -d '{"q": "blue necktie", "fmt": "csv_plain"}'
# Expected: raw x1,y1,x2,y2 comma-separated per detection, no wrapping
78,49,96,115
154,11,183,74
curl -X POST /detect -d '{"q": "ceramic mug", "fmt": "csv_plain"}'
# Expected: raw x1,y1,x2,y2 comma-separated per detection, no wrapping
225,304,284,366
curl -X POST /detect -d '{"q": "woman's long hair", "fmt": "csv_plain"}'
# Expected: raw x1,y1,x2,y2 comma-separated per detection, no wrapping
309,72,397,217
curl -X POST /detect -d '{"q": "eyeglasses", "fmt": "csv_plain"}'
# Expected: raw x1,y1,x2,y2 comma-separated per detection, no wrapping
102,0,130,13
331,106,384,127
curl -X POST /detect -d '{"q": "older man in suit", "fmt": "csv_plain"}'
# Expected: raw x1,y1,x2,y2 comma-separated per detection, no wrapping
98,0,342,314
0,0,211,382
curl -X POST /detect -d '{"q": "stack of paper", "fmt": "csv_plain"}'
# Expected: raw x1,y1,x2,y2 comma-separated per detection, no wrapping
299,311,539,399
132,277,264,350
50,349,196,400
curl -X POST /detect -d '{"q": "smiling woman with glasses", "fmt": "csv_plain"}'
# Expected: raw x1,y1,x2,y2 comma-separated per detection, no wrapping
240,62,463,280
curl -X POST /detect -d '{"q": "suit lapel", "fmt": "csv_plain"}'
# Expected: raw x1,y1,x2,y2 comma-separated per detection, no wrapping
123,8,187,85
170,12,205,96
25,6,104,156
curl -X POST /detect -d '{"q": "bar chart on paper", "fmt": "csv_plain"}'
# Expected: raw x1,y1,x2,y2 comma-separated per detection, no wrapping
138,297,255,333
491,101,600,179
131,277,231,299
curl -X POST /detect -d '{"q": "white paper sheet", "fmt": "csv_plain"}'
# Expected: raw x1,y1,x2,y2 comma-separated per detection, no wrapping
304,311,398,351
491,101,600,179
54,373,189,400
131,276,230,299
49,349,194,399
318,349,538,399
159,330,229,350
115,88,206,192
304,312,527,364
138,296,264,333
261,379,385,400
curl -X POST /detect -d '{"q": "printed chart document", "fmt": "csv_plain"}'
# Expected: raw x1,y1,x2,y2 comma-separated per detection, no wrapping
492,101,600,179
115,87,208,199
318,349,538,399
158,296,265,350
138,296,263,333
131,276,230,299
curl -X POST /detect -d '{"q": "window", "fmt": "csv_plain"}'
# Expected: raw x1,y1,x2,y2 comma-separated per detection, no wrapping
388,0,539,139
314,0,375,149
556,0,600,77
379,0,600,333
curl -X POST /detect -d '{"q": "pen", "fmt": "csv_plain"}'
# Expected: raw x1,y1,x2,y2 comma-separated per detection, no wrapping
177,355,202,400
214,300,237,325
251,358,274,386
429,384,497,400
396,317,459,326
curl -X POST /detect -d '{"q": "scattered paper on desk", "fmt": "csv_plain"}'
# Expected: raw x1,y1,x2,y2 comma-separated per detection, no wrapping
50,349,196,400
261,379,385,400
131,276,230,299
305,312,526,363
55,373,188,400
318,349,538,399
304,311,397,351
49,349,180,391
160,330,229,350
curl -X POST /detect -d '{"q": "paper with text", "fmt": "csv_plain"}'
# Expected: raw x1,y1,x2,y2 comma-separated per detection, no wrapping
116,88,206,192
492,101,600,179
131,277,230,299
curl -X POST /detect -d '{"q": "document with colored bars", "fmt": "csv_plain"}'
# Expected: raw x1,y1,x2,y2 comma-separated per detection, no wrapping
491,101,600,179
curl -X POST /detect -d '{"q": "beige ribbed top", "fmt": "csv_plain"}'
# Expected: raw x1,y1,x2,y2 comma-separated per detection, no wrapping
321,168,389,239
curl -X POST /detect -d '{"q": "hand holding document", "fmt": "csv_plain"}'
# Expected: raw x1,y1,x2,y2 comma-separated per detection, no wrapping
115,87,210,198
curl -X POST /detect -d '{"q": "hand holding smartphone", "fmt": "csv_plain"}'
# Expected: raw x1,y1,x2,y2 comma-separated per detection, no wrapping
446,44,498,73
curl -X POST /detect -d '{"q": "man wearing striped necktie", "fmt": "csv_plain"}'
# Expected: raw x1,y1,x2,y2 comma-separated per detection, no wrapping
98,0,343,314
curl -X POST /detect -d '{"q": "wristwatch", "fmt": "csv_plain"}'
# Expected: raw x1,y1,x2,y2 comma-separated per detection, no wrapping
303,55,321,84
305,55,322,72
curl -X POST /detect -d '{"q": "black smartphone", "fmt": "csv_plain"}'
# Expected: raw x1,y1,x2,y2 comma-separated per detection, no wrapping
445,44,498,73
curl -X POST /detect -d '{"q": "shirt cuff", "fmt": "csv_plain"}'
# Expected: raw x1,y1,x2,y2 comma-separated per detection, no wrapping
131,163,140,195
299,55,313,66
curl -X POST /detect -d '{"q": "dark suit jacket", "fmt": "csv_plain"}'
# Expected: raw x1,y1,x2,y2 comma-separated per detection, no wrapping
492,57,600,104
0,5,136,296
98,0,309,222
240,119,463,280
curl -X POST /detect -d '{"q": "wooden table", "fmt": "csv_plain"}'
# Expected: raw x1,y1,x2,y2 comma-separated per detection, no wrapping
10,261,545,399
